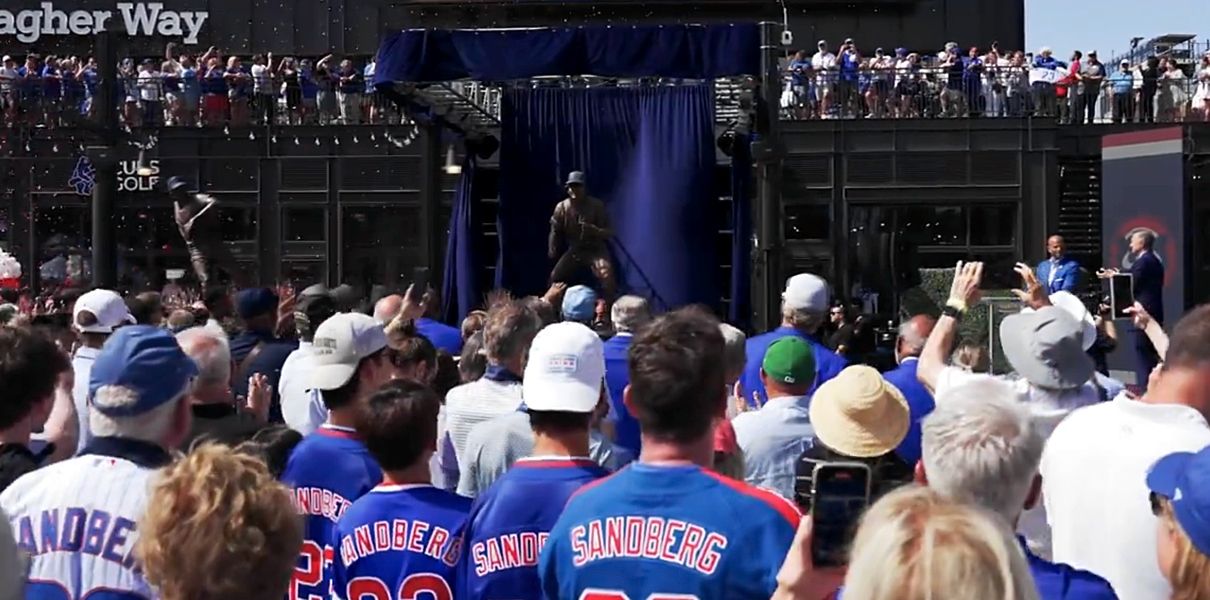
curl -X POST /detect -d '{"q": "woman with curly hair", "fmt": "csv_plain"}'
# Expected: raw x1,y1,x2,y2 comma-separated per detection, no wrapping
136,444,302,600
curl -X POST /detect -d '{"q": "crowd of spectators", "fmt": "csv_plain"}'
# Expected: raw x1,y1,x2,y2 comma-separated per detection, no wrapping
0,245,1207,598
0,43,398,129
781,39,1210,123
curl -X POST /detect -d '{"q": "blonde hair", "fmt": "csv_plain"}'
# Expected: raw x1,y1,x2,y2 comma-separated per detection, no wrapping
137,444,303,600
951,342,990,373
843,485,1039,600
1157,499,1210,600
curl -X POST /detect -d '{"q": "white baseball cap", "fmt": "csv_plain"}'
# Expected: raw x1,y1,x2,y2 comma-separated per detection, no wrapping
73,289,135,334
309,313,388,391
782,273,829,312
523,322,605,413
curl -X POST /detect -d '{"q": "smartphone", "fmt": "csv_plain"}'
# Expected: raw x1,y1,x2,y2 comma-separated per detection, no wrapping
408,267,429,302
1108,273,1135,318
809,462,872,568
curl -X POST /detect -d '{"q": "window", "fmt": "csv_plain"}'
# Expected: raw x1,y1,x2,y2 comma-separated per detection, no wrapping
217,206,258,241
282,261,327,287
969,204,1017,247
784,204,831,241
34,204,91,288
341,206,422,291
283,208,326,242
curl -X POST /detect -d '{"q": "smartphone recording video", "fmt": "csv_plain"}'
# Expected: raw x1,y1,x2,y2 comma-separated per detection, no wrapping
809,462,872,568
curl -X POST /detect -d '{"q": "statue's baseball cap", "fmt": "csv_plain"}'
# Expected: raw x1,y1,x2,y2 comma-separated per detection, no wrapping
761,337,816,386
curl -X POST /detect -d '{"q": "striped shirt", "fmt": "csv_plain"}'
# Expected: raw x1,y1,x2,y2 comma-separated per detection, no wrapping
438,369,523,492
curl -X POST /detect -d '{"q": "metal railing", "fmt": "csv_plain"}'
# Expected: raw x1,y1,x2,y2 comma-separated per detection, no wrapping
778,67,1210,124
2,66,1206,129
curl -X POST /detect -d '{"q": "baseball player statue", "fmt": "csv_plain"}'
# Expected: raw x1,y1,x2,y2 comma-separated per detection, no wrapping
2,326,198,599
548,171,617,300
169,176,239,287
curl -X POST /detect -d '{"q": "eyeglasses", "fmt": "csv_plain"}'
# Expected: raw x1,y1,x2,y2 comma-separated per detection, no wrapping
1150,491,1167,517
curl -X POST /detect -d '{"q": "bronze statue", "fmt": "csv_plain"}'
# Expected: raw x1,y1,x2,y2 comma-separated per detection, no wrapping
169,177,239,286
548,171,616,299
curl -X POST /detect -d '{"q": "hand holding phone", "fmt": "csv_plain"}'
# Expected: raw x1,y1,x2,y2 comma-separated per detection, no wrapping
809,462,872,568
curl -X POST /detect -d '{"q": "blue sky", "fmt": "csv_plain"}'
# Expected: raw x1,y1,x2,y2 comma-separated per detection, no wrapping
1025,0,1209,59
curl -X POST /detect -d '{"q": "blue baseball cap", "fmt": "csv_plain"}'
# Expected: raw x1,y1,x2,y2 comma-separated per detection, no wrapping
561,285,597,323
1147,445,1210,555
89,325,198,417
235,287,279,320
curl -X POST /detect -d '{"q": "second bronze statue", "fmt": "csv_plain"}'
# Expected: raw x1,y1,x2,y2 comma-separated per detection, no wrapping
548,171,616,300
170,176,241,287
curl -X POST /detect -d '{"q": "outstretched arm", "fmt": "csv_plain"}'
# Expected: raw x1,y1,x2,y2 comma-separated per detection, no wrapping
918,261,984,392
548,206,565,259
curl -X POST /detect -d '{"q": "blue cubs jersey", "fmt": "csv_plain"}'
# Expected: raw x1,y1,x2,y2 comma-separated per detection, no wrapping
330,484,471,600
460,457,609,599
280,425,383,600
539,463,800,600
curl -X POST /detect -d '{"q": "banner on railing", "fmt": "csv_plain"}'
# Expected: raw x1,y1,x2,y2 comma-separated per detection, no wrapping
0,2,209,44
1028,67,1066,85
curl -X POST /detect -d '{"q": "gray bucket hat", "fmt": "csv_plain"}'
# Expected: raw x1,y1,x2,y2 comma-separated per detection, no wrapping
999,306,1095,390
565,171,586,186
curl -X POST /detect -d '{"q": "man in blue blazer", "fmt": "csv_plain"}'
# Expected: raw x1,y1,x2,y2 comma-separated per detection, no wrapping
602,295,651,457
1036,234,1081,294
881,314,937,466
1103,229,1165,389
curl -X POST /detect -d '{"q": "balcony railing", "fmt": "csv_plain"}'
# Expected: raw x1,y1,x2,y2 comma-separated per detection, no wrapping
1,66,1206,130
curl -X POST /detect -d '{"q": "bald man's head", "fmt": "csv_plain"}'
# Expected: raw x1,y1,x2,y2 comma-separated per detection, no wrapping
897,314,937,360
1047,235,1065,259
373,294,403,324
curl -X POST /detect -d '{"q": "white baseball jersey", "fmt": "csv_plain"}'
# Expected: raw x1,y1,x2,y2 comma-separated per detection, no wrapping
1,453,159,600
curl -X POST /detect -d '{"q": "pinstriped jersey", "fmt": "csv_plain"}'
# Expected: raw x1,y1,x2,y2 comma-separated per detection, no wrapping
0,442,167,600
280,425,382,600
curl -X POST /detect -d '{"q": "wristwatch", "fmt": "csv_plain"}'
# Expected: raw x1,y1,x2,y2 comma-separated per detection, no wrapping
942,300,967,320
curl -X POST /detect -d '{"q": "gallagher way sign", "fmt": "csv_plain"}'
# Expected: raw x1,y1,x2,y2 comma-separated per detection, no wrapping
0,2,209,44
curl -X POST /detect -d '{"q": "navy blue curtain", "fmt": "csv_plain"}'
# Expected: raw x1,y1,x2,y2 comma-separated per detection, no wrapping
441,155,480,323
374,24,759,85
496,85,718,312
729,136,752,329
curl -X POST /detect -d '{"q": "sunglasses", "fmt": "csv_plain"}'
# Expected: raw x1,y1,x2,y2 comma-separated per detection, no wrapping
1150,491,1167,517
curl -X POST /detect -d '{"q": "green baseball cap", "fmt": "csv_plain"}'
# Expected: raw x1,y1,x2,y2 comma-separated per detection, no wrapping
762,337,816,386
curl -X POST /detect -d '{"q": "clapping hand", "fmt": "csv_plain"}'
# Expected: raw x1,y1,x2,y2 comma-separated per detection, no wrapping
1123,302,1153,330
243,373,271,424
946,261,984,308
1010,262,1051,309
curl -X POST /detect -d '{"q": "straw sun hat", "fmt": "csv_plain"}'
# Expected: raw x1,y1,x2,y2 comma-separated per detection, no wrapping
809,365,910,458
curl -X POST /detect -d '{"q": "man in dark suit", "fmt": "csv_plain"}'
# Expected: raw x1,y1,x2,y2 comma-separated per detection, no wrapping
1102,229,1164,389
1036,234,1081,294
881,315,937,466
602,295,651,457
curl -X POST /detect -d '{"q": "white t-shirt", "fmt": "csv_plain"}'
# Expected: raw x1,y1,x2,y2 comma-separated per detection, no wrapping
0,67,17,92
811,51,836,84
137,70,162,102
1042,393,1210,600
251,63,273,95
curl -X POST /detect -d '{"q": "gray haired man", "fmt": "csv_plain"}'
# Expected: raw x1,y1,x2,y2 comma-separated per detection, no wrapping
917,380,1117,600
603,295,651,455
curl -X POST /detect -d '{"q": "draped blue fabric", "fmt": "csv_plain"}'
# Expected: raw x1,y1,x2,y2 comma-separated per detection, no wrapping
441,156,480,323
373,24,759,84
496,85,718,311
729,136,753,329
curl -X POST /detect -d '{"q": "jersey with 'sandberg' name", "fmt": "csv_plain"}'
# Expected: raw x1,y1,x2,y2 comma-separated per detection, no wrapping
539,463,800,600
459,457,609,599
330,484,470,600
280,426,382,600
1,455,157,600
